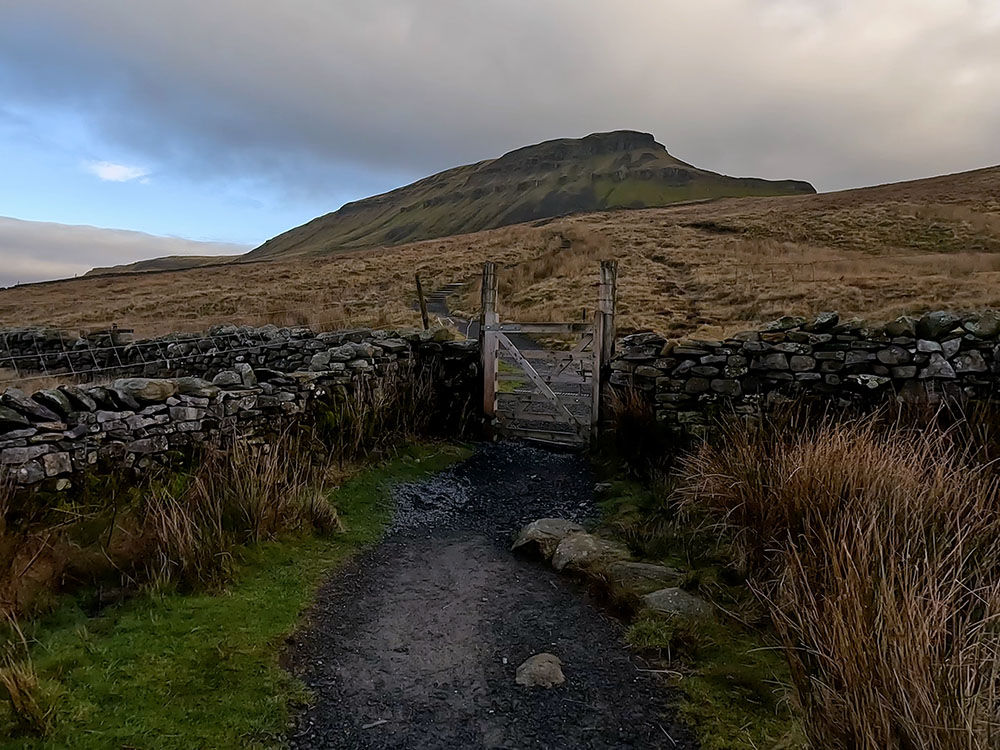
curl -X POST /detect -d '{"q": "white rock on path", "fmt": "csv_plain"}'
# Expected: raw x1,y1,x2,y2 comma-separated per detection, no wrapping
515,653,565,688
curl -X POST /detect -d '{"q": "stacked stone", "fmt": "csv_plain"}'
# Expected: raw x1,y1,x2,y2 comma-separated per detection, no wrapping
0,328,479,487
610,310,1000,437
1,324,303,380
0,324,470,384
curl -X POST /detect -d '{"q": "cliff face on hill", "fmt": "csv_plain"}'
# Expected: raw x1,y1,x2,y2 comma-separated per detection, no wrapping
247,130,815,259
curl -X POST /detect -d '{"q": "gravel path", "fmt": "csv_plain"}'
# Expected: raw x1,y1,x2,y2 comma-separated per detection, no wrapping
284,442,697,749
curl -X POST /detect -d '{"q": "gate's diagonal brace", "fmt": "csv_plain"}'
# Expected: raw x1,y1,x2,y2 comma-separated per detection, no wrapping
552,333,593,380
496,332,585,433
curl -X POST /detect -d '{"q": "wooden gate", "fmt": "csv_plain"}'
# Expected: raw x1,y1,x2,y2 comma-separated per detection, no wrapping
479,260,617,448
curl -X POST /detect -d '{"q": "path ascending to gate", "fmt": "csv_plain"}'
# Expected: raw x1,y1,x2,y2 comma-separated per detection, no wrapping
284,442,696,749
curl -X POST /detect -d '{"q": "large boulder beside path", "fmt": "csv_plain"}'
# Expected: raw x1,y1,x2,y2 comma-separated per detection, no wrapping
605,561,681,595
642,587,713,619
551,532,629,572
511,518,586,560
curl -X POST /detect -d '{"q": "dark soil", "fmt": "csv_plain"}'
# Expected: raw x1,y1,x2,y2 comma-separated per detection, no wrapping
284,442,697,749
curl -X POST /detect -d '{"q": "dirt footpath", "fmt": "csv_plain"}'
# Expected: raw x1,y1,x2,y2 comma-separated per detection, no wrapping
284,443,697,749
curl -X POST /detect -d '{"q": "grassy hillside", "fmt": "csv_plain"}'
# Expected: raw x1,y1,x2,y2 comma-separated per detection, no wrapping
246,130,814,259
84,255,238,277
1,165,997,341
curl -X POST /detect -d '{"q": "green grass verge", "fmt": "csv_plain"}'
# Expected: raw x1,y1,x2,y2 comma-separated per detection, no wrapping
2,442,471,750
625,614,804,749
599,479,806,750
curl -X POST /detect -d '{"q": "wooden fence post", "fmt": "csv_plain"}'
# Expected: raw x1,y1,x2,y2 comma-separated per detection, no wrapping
480,262,498,426
591,260,618,438
415,273,429,330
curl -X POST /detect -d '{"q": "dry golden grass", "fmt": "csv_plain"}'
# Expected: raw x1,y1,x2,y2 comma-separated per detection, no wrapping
1,165,998,339
677,414,1000,748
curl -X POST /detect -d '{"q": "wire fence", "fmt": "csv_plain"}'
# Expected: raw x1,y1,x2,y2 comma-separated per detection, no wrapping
26,299,372,339
0,311,358,390
0,279,472,391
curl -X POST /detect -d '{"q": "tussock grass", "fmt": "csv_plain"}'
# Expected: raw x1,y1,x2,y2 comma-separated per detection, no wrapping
677,415,1000,749
140,432,340,591
1,616,55,737
1,363,443,616
317,364,438,459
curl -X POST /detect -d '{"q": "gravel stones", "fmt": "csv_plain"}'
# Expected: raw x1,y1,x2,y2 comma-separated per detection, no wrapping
284,442,696,750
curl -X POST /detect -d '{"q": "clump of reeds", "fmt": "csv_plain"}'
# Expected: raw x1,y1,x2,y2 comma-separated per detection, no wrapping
676,414,1000,748
317,362,438,459
1,616,54,736
141,430,339,590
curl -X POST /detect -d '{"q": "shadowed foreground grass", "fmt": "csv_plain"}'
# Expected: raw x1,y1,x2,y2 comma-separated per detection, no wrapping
1,442,471,750
599,480,805,749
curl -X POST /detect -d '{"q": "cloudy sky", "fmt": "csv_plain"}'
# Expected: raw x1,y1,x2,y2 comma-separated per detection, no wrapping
1,0,998,286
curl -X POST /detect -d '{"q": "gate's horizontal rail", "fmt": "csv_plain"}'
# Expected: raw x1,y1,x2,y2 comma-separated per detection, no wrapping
485,322,594,335
507,349,592,362
497,373,590,386
494,424,588,447
497,391,589,405
498,408,573,424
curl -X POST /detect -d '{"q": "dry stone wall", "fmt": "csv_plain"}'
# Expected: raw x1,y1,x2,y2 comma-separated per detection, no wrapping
609,310,1000,437
0,325,479,487
0,324,442,382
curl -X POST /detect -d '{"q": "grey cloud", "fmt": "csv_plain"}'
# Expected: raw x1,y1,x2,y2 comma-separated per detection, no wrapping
0,0,998,197
0,217,249,287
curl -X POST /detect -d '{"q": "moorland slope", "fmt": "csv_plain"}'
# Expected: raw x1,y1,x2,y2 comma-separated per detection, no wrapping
2,165,996,341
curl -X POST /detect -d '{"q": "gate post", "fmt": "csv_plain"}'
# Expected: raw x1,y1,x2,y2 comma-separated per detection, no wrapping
591,260,618,438
480,262,499,427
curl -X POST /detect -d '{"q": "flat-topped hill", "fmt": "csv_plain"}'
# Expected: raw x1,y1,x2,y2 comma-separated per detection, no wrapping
246,130,815,259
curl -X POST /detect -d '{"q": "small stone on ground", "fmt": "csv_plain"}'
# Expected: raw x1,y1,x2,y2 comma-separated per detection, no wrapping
515,653,565,688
